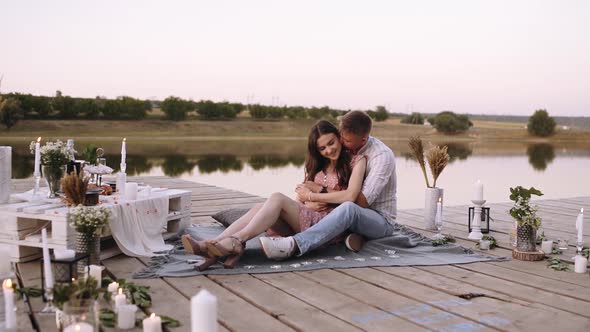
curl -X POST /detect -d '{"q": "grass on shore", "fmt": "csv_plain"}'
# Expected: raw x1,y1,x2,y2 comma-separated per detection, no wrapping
1,117,589,143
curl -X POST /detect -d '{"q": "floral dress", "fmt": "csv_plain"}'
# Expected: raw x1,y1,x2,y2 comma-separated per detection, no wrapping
267,154,366,236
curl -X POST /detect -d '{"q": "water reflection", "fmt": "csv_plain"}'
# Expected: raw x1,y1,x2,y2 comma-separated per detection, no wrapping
197,155,243,174
400,142,473,164
248,155,304,170
527,143,555,171
163,155,198,176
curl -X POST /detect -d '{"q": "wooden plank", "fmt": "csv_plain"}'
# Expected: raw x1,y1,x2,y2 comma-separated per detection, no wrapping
256,271,423,331
345,267,590,331
298,269,496,331
416,264,590,317
158,273,293,332
210,273,363,332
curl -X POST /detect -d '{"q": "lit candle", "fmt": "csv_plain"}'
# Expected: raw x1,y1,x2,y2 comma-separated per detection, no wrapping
3,279,16,330
473,180,483,201
34,137,41,176
191,289,218,332
107,281,119,294
41,228,54,289
576,208,584,244
121,138,127,165
142,313,162,332
114,288,127,312
117,304,138,330
574,255,588,274
63,321,94,332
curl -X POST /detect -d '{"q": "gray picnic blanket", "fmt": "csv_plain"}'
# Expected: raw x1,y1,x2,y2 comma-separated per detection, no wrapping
133,223,507,278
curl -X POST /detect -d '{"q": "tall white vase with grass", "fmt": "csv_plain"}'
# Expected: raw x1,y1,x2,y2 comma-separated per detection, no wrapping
424,187,443,230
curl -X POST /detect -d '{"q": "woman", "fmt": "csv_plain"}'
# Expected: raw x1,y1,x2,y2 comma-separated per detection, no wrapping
182,120,367,270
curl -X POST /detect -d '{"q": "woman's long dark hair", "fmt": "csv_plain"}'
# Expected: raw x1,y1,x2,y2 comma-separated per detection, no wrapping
304,120,351,188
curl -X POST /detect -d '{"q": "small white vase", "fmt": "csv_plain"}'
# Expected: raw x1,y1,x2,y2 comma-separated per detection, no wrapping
424,187,443,230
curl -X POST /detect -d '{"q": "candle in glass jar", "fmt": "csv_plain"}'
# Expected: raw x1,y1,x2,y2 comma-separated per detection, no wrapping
63,322,94,332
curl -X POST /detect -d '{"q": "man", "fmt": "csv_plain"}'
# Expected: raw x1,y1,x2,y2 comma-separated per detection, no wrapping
259,110,397,259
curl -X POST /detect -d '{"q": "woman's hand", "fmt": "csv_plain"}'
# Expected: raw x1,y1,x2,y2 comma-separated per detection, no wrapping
301,181,323,193
305,201,329,212
295,184,313,202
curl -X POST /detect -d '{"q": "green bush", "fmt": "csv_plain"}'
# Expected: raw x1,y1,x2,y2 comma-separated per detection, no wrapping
527,109,556,137
0,97,24,129
249,104,268,119
430,111,472,134
373,106,389,122
401,112,424,125
161,96,193,121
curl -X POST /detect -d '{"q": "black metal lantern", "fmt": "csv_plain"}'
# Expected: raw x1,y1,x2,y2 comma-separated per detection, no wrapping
41,253,90,299
468,207,491,233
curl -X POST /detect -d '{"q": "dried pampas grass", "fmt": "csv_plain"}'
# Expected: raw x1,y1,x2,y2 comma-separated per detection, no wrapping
408,136,430,188
425,144,450,188
61,169,89,206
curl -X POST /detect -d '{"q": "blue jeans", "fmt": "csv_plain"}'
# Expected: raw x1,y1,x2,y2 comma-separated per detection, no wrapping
293,201,395,255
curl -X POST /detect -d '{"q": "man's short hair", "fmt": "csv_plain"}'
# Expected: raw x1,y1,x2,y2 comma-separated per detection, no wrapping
340,111,372,136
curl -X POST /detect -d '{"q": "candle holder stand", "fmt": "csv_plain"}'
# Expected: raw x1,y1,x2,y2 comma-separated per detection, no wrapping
32,173,42,201
39,288,57,314
468,200,486,240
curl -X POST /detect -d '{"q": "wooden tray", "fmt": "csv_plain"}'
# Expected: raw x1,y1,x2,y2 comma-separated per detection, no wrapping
512,248,545,261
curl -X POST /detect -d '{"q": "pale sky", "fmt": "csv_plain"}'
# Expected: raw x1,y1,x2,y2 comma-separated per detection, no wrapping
1,0,589,116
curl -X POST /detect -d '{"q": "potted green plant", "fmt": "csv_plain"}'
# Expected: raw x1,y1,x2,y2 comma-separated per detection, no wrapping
68,205,111,265
509,186,543,252
408,136,450,230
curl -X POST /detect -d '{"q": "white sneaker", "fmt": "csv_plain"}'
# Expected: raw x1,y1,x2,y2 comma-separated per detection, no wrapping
259,236,296,260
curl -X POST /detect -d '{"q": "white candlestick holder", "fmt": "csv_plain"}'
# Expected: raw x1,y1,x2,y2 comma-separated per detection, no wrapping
39,287,56,314
468,199,486,240
32,173,42,200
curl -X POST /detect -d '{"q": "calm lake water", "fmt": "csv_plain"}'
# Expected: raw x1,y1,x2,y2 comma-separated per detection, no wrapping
4,139,590,209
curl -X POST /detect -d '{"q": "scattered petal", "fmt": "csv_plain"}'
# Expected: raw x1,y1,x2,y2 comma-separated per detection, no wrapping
270,265,282,269
300,261,313,265
334,256,346,261
289,263,301,268
354,258,366,262
370,256,382,260
244,265,257,270
385,250,397,255
316,259,327,263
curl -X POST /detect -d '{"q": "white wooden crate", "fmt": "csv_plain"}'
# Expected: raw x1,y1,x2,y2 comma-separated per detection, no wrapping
0,189,192,262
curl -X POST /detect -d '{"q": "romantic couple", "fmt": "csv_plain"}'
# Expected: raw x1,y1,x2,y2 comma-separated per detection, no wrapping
182,110,397,270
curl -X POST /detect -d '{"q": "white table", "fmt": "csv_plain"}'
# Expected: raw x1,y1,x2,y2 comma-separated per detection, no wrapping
0,188,191,262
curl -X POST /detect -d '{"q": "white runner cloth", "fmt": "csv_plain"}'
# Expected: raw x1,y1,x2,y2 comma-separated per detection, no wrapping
106,192,172,257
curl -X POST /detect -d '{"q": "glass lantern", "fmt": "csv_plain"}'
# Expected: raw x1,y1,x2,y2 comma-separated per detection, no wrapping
468,206,491,234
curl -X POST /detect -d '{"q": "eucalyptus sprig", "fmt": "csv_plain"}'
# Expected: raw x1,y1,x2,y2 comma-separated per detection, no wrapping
509,186,543,230
547,258,570,272
476,235,497,249
432,235,456,246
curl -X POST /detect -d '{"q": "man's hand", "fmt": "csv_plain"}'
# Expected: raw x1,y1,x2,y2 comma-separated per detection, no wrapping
301,181,323,193
295,185,313,202
304,201,329,212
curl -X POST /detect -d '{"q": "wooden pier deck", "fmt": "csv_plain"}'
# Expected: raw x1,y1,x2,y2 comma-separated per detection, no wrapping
10,177,590,331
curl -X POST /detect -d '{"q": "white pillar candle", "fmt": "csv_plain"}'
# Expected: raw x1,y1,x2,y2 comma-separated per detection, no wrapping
3,279,16,330
191,289,218,332
435,197,442,227
107,281,119,294
114,288,127,312
541,240,553,254
479,240,491,250
117,304,138,330
473,179,483,201
574,255,588,274
63,321,94,332
143,313,162,332
34,137,41,176
88,265,104,286
41,228,54,289
0,146,11,204
116,172,127,194
124,182,138,200
576,208,584,244
121,138,127,165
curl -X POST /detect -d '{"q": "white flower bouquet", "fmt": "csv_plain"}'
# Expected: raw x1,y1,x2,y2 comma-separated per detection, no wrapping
30,139,76,168
68,205,111,236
